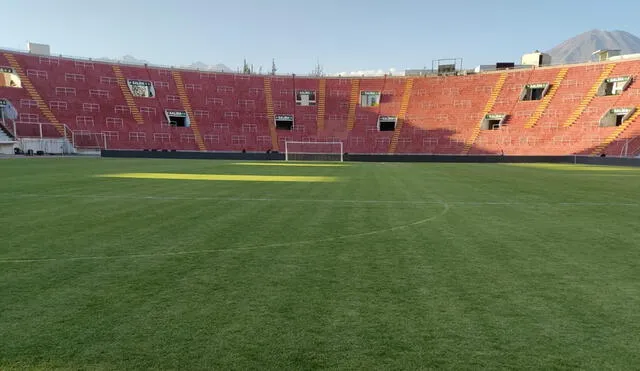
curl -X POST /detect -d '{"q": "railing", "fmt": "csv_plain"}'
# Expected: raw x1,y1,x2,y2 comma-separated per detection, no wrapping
5,45,640,78
0,119,15,141
8,121,107,150
625,137,640,157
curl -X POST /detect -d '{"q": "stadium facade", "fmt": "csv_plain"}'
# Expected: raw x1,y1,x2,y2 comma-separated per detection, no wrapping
0,45,639,157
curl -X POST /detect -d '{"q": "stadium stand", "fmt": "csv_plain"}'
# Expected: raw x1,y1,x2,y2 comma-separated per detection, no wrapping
1,49,640,156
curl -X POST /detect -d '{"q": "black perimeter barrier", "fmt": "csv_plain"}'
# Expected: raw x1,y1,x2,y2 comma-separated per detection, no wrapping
101,150,640,167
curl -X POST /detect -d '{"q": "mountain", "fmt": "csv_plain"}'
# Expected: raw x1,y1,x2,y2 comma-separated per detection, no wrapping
182,61,233,73
547,29,640,64
97,56,233,73
96,55,148,65
333,68,404,77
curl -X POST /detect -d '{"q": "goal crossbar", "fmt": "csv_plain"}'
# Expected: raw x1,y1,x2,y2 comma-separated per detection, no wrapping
284,141,344,162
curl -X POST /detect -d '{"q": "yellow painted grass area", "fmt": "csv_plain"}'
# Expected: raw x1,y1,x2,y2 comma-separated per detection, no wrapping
505,164,640,172
97,173,339,183
232,162,348,167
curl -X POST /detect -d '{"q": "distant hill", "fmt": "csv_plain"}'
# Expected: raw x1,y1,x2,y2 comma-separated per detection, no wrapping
97,55,149,65
97,55,233,73
183,61,233,73
547,29,640,64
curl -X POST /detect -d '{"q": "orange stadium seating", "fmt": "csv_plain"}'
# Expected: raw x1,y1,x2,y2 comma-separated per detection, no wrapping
1,49,640,156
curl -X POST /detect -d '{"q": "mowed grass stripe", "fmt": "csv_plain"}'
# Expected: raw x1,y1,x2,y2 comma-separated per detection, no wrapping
2,158,640,369
505,163,640,171
232,162,349,167
96,172,339,182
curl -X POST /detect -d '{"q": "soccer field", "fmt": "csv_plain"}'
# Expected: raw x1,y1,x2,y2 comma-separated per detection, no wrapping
2,158,640,369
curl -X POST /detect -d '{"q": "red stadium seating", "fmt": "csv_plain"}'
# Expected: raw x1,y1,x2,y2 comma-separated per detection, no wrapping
2,49,640,156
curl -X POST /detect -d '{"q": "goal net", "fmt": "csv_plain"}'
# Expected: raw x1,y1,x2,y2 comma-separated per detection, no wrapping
72,131,108,150
284,141,344,162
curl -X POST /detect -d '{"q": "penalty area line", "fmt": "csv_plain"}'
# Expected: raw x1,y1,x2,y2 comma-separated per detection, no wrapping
0,202,450,264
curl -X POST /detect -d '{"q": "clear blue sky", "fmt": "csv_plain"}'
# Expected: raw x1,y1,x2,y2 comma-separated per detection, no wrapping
4,0,639,74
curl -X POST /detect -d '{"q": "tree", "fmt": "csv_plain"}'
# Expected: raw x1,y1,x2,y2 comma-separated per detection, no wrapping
271,59,277,76
243,59,251,74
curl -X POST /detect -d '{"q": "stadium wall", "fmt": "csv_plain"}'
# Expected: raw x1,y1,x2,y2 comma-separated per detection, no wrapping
0,142,15,154
20,138,73,154
100,150,640,166
101,150,285,161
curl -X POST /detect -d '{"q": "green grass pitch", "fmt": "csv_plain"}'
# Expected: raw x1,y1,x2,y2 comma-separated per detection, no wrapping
2,158,640,369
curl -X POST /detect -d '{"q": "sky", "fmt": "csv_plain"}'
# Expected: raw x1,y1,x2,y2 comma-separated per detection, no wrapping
4,0,640,75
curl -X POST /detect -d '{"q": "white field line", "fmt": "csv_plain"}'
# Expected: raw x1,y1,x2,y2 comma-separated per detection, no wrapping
3,192,639,264
1,193,639,207
0,202,450,263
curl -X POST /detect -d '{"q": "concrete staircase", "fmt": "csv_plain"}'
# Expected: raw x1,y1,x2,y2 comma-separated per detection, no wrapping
112,66,145,125
524,68,569,128
462,72,508,154
4,53,67,138
0,127,13,142
171,71,206,151
263,78,280,151
388,79,414,153
316,79,326,131
563,64,616,128
592,108,640,155
346,80,360,131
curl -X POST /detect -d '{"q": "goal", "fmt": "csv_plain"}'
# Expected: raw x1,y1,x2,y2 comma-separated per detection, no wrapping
71,131,108,150
284,140,344,162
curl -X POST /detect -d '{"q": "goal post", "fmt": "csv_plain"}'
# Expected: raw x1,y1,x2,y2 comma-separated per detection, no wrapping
72,131,108,150
284,140,344,162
